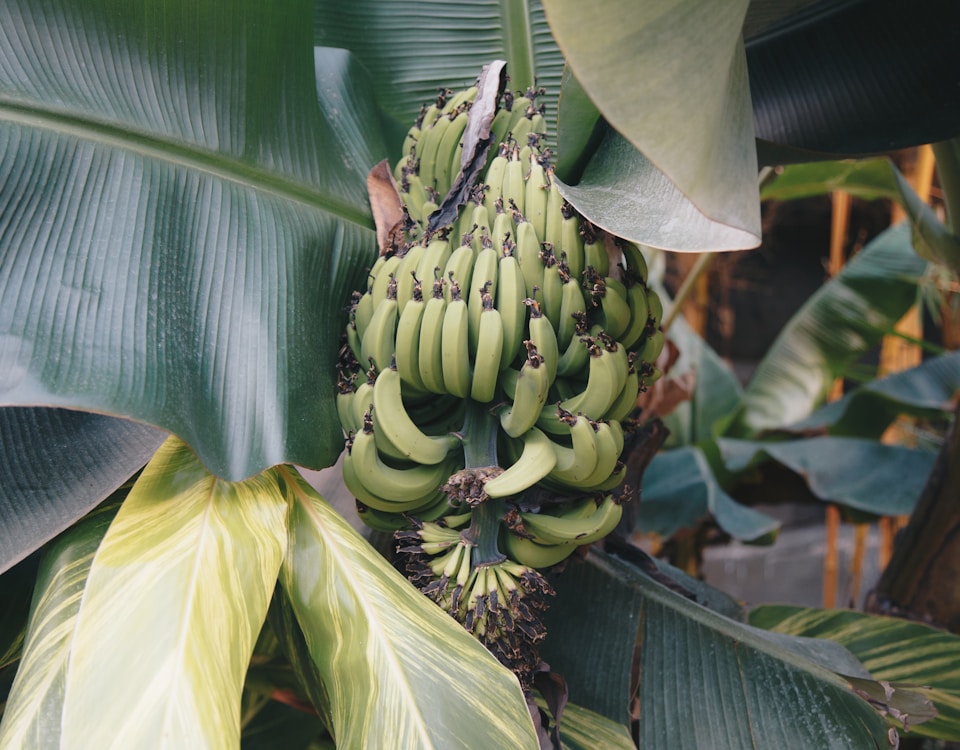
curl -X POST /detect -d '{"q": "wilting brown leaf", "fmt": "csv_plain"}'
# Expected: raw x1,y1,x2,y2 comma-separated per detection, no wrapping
636,338,693,422
366,160,406,255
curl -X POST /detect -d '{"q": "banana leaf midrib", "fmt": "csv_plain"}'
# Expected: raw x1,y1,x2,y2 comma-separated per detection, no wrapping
0,98,374,231
281,468,438,747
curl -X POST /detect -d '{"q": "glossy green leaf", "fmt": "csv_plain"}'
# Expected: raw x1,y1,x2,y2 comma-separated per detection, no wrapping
720,436,935,517
791,351,960,438
544,0,760,248
751,605,960,740
0,499,120,746
640,445,779,542
0,408,165,573
0,0,381,480
1,437,289,748
543,550,897,748
314,0,565,145
735,222,928,435
278,467,538,750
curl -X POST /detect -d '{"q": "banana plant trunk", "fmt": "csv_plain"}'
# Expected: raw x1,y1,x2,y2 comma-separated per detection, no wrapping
867,404,960,633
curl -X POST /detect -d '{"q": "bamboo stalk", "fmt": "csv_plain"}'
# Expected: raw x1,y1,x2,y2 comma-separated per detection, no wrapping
822,190,851,609
850,523,869,606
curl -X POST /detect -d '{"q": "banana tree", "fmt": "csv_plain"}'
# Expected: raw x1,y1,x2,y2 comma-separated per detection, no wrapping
2,0,960,747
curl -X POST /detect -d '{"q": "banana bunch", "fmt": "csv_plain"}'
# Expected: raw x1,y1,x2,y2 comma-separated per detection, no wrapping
338,76,667,686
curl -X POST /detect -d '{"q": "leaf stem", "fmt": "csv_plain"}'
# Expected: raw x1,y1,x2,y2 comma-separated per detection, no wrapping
661,252,714,333
466,496,507,566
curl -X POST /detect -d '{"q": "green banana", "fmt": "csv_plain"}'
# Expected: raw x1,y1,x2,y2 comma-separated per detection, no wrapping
484,426,557,498
520,493,622,546
372,365,460,465
646,287,664,329
496,245,527,370
441,278,472,398
557,269,587,351
559,202,584,283
395,246,425,309
524,155,549,239
417,112,452,193
603,361,640,423
418,276,448,394
442,243,475,304
468,249,499,351
638,329,665,366
619,278,651,350
579,419,623,488
544,177,564,251
483,147,509,216
415,238,452,286
503,149,525,215
347,422,453,503
470,291,504,403
499,341,551,438
516,219,544,299
538,245,563,327
545,412,599,485
435,109,469,197
395,280,426,392
526,298,559,385
500,528,577,568
360,290,399,374
491,202,515,255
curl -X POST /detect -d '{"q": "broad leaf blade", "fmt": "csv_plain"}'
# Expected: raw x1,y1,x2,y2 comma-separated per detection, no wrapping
0,437,289,748
640,445,779,542
0,0,381,480
278,467,538,750
555,130,761,251
0,408,165,574
720,436,935,518
314,0,565,142
735,222,928,435
543,0,760,246
543,551,895,748
790,351,960,438
0,499,120,747
751,605,960,740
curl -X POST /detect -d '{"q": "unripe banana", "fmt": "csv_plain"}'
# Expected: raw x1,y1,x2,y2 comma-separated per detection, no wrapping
525,298,559,385
545,412,599,485
496,245,526,370
470,289,503,403
360,287,399,374
500,528,577,569
468,250,499,351
499,341,551,438
524,155,549,239
515,219,544,300
646,287,664,330
520,493,622,546
418,275,447,394
372,365,461,465
441,277,472,398
483,426,557,498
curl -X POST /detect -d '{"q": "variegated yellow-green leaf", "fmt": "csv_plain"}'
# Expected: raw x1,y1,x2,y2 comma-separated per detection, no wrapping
751,605,960,741
277,467,538,750
0,498,121,747
552,700,634,750
1,437,288,749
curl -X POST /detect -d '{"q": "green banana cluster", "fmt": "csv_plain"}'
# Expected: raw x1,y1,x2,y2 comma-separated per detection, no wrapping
338,78,666,686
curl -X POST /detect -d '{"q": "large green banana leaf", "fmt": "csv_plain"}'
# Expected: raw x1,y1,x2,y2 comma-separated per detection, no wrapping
719,436,936,518
314,0,564,143
0,438,288,749
734,221,929,435
0,0,382,481
544,0,960,252
792,351,960,438
278,467,538,749
751,605,960,740
0,408,165,574
542,550,919,748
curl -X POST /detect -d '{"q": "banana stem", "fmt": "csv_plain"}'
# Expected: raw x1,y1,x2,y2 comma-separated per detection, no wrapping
461,399,499,469
460,399,506,565
466,496,507,566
